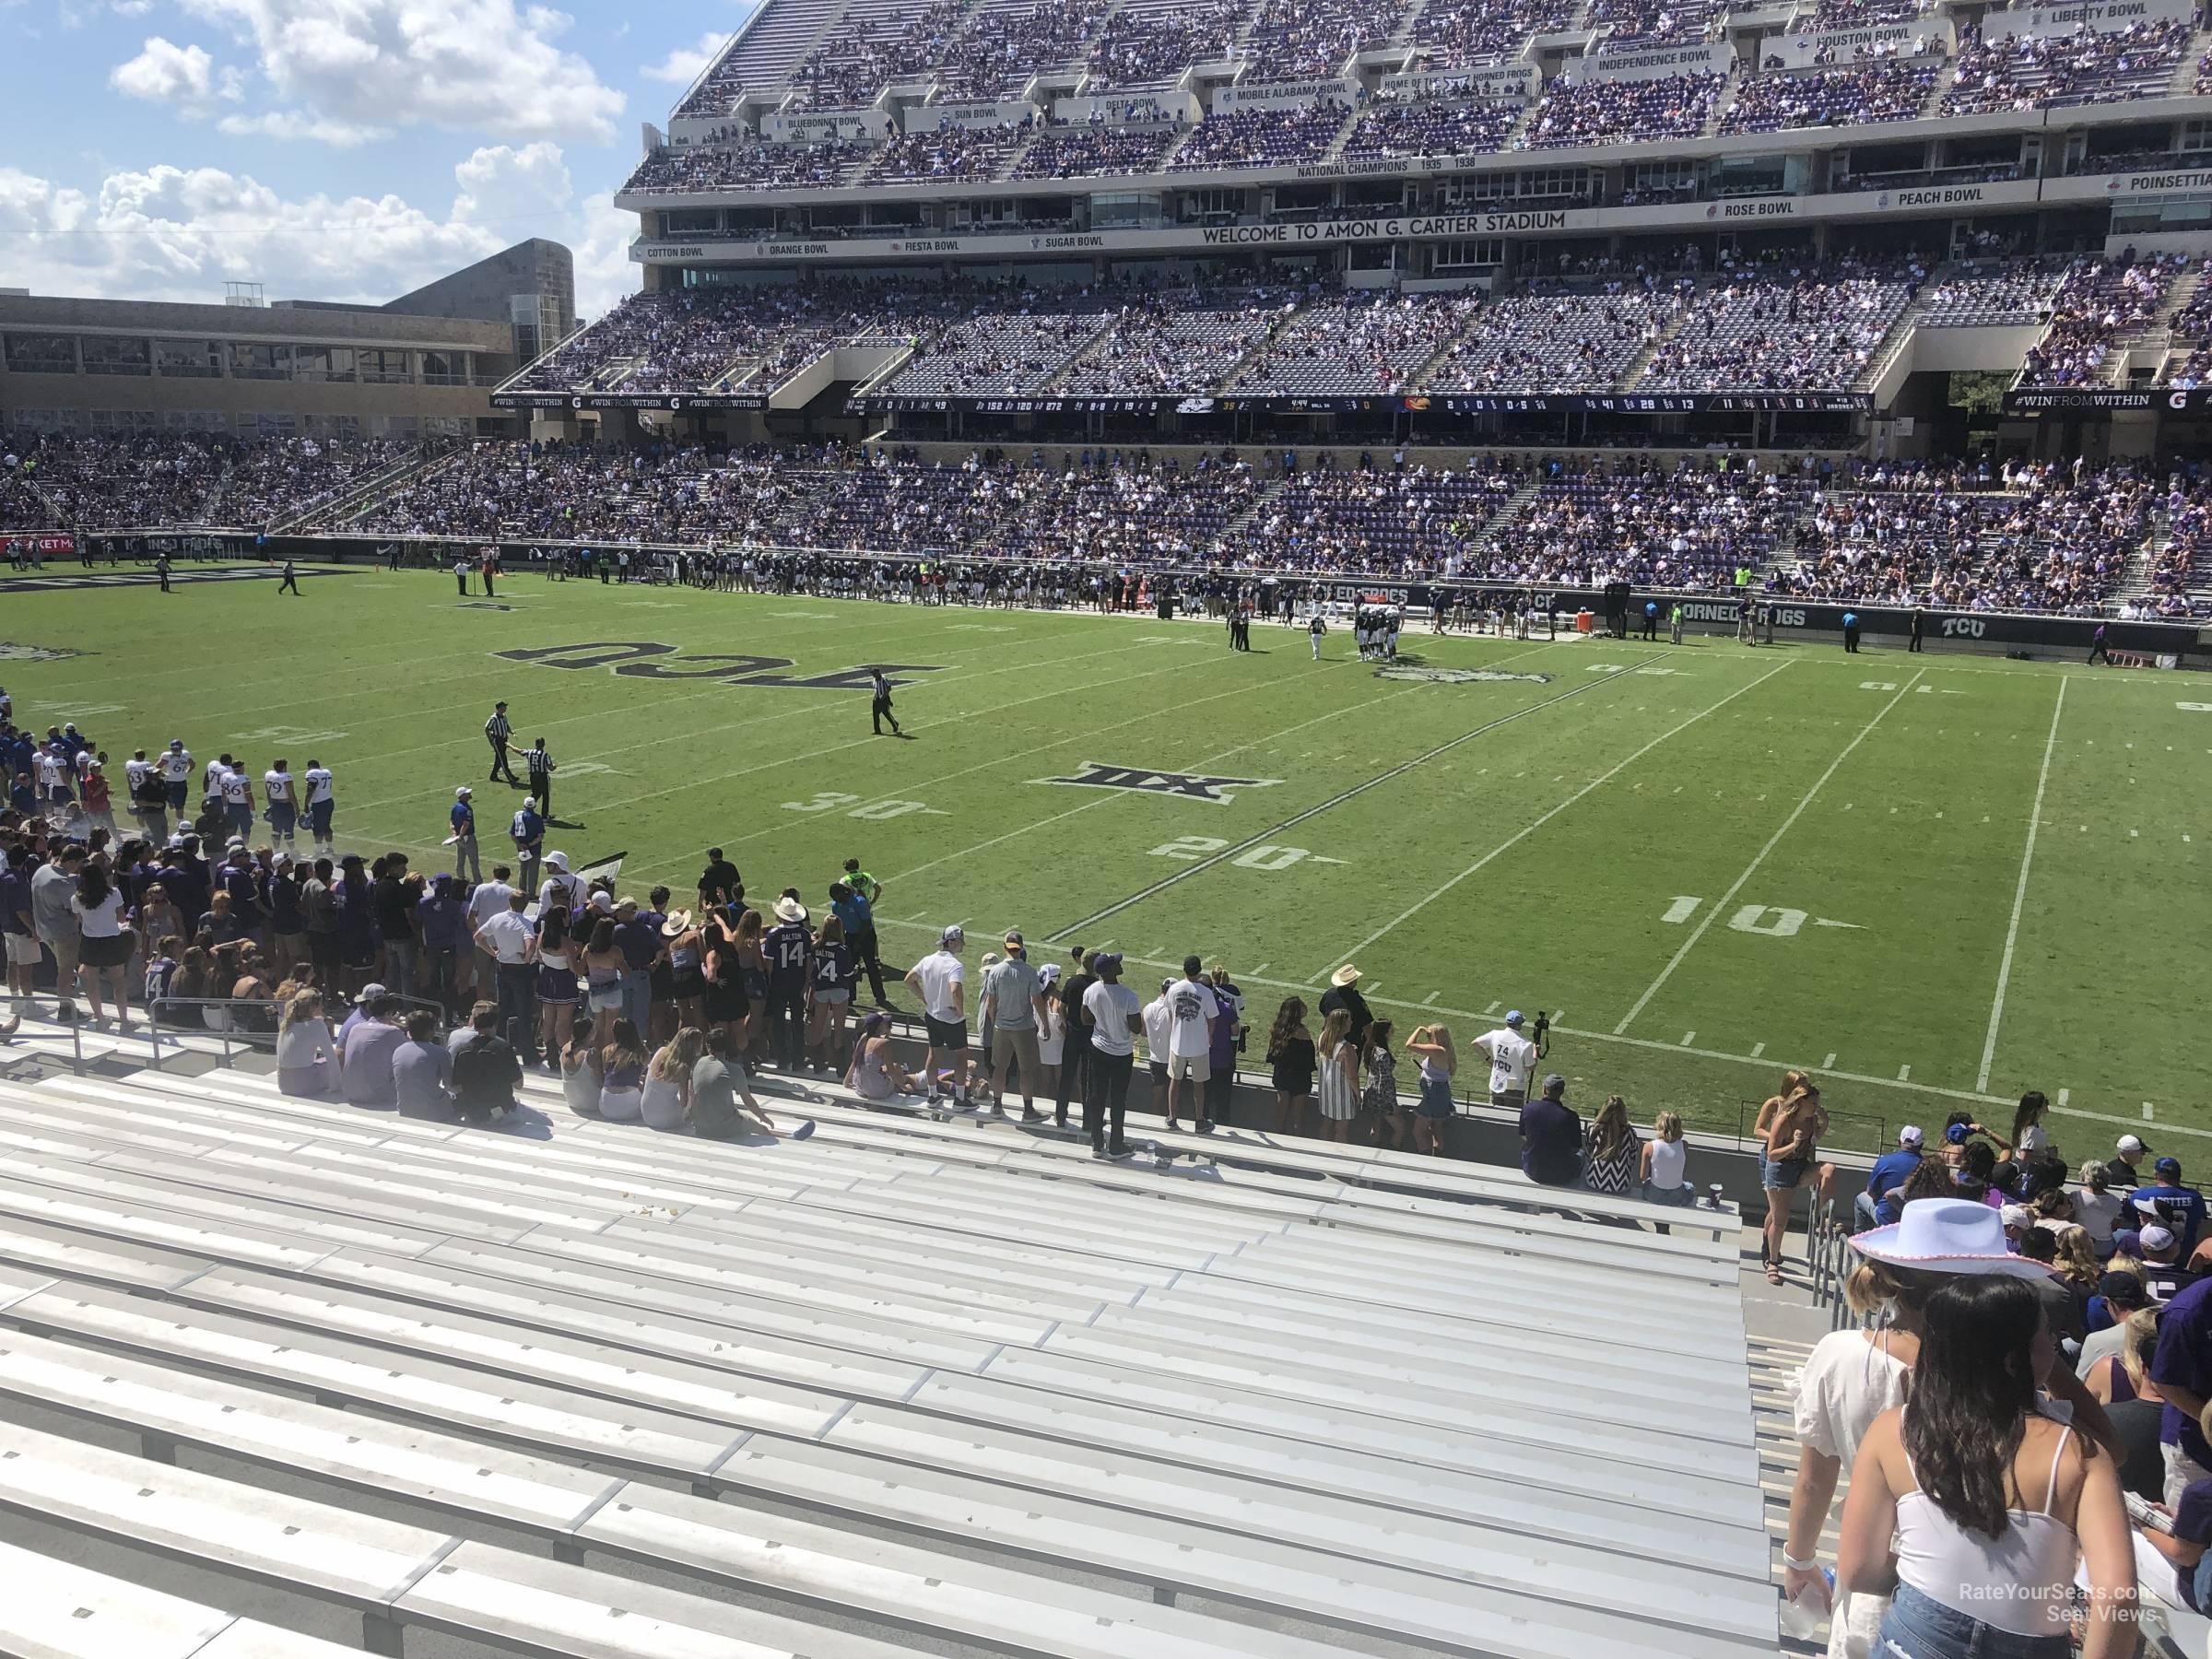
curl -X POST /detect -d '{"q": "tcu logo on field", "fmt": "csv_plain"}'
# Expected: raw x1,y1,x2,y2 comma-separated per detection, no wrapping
1041,762,1282,806
1940,617,1987,639
494,641,946,691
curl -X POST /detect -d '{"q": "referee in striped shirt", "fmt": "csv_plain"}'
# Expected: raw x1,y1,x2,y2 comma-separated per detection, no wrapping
524,739,555,818
485,702,518,784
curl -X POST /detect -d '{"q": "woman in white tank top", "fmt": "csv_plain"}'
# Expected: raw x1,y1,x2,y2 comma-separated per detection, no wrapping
1838,1274,2136,1659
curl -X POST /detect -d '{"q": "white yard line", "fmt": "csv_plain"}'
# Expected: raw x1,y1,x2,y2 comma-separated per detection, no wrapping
1315,659,1793,978
1975,677,2067,1093
1615,667,1926,1035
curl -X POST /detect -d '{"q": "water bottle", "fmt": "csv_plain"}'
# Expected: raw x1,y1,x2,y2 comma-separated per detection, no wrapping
1777,1568,1835,1639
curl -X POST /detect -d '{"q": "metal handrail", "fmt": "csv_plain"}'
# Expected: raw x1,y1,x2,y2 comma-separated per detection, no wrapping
25,990,448,1077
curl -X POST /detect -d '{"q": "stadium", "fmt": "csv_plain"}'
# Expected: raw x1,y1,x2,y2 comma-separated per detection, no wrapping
5,0,2212,1655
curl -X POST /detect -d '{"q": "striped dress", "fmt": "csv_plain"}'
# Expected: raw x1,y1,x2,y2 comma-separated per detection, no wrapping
1316,1041,1359,1122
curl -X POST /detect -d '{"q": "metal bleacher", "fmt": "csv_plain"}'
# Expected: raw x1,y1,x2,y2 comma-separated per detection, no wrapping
0,1010,1771,1659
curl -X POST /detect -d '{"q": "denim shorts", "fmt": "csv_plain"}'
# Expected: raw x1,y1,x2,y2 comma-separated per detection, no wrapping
1761,1155,1809,1191
1877,1582,2072,1659
1416,1076,1454,1119
1641,1181,1696,1207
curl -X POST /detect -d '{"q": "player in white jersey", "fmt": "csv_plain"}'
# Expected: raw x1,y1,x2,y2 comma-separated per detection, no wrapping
263,759,299,850
158,741,193,816
202,754,230,814
302,759,335,851
219,760,253,842
32,747,68,819
123,750,157,837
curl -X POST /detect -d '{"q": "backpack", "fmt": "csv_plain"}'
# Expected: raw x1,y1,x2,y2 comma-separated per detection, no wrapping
451,1033,509,1100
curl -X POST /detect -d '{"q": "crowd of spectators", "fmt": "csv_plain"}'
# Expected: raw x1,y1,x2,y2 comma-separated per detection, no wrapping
1785,459,2157,614
864,123,1031,183
1913,261,2070,326
1240,0,1414,76
2,433,412,533
1167,102,1356,170
2143,486,2212,616
622,136,875,195
2018,253,2188,387
1011,124,1182,179
1488,463,1809,588
1239,457,1522,574
876,289,1116,396
1943,19,2193,114
1411,0,1574,65
1085,0,1248,88
1791,0,1928,29
1517,71,1725,148
1340,98,1524,158
1718,59,1939,132
2154,259,2212,388
1638,261,1922,392
1584,0,1715,46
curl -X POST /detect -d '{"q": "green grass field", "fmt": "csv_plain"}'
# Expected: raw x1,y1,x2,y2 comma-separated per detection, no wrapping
6,561,2207,1157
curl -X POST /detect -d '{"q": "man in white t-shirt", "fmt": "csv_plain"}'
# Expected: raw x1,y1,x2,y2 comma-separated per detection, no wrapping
1141,978,1174,1122
903,924,970,1094
1471,1009,1539,1112
1163,954,1218,1133
1080,952,1143,1159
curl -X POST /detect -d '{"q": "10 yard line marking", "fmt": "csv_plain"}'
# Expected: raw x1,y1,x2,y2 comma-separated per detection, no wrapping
1976,677,2067,1092
1316,658,1791,977
1616,667,1926,1035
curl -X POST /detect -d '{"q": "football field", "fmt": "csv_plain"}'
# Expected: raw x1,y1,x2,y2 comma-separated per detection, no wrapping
7,560,2207,1156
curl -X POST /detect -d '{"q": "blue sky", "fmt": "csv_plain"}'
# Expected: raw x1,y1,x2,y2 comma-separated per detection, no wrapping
0,0,760,318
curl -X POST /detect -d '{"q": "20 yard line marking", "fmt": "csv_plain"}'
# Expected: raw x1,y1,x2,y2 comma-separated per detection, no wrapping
1048,650,1672,943
1976,677,2067,1092
1314,658,1791,977
1615,667,1925,1035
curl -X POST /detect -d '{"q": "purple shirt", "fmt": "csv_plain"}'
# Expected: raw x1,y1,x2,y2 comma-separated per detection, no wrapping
417,894,468,952
0,869,31,935
614,914,662,972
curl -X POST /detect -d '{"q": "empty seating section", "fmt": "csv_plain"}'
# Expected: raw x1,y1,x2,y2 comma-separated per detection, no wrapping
1717,60,1938,131
1637,268,1917,392
875,294,1112,394
1012,123,1182,177
623,137,872,194
1342,98,1523,158
1087,0,1249,87
1488,466,1809,587
1411,0,1576,65
863,123,1030,182
1231,289,1481,394
1241,463,1520,572
2018,253,2187,386
1057,290,1288,394
674,0,843,117
1518,71,1724,148
0,1026,1769,1659
1942,19,2192,113
1169,103,1355,169
1787,463,2154,613
1241,0,1417,75
1913,261,2069,326
1424,290,1668,391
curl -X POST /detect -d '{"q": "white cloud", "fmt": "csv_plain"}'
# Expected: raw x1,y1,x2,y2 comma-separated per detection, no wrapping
109,37,234,111
642,29,724,87
217,109,386,147
182,0,624,142
0,145,640,318
453,140,573,225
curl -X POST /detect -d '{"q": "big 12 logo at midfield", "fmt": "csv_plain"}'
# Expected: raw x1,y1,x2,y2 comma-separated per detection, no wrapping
493,641,946,691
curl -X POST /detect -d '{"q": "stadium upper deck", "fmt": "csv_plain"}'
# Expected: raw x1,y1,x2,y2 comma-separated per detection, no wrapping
512,0,2212,450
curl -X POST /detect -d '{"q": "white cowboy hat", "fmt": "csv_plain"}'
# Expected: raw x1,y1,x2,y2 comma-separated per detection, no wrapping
1330,964,1361,987
1849,1197,2055,1280
772,895,807,924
